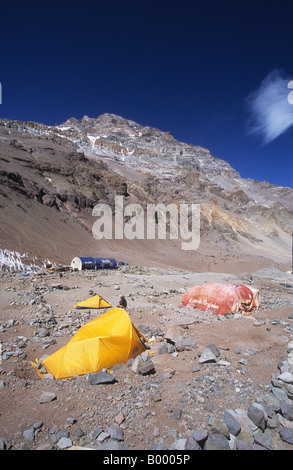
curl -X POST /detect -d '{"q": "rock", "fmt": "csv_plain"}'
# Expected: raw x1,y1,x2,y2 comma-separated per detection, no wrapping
56,429,69,440
148,443,168,450
88,370,116,385
167,344,175,354
226,409,257,434
66,417,77,425
96,439,128,450
277,414,293,429
175,337,197,351
172,408,182,420
126,358,134,367
218,359,230,366
206,343,220,357
74,428,85,438
235,439,255,450
247,402,267,430
139,359,156,375
97,431,110,442
23,428,35,442
185,436,201,450
172,438,187,450
158,343,169,354
152,427,160,437
278,371,293,383
34,355,49,370
267,414,280,429
131,353,155,375
131,356,141,374
191,429,209,446
237,431,254,445
33,421,43,430
271,384,288,402
239,358,247,365
92,426,103,440
164,326,186,344
0,438,12,450
247,348,261,355
115,412,125,425
223,410,241,436
259,394,281,414
253,430,274,450
199,347,217,364
37,328,50,337
279,427,293,445
211,418,230,439
204,433,230,450
280,399,293,421
57,437,72,449
39,391,57,403
107,425,124,441
162,372,173,379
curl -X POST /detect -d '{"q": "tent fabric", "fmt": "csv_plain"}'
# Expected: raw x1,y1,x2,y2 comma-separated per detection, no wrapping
32,308,147,379
180,283,260,315
74,294,111,309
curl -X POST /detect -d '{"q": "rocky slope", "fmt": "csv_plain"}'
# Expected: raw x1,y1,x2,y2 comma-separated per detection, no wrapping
0,265,293,450
0,114,291,272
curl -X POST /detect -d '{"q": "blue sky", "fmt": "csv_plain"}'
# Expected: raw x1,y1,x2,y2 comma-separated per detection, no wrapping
0,0,292,187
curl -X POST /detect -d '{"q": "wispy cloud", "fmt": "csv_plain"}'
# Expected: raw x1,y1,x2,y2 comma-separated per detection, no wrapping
246,69,293,144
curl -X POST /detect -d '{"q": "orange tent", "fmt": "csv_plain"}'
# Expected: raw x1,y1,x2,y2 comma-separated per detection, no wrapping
180,283,260,315
74,294,111,309
31,308,147,379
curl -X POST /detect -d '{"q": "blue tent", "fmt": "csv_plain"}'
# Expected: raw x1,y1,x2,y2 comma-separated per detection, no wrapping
71,257,117,271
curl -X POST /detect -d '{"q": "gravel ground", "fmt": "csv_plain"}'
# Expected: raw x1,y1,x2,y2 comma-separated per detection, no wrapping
0,265,293,450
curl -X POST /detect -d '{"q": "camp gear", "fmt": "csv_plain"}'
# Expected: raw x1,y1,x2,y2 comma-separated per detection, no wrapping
180,283,260,315
71,257,117,271
74,294,111,309
32,308,147,379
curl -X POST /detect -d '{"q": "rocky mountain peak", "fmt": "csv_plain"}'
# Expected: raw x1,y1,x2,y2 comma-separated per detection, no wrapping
62,112,175,141
58,113,237,181
0,113,291,270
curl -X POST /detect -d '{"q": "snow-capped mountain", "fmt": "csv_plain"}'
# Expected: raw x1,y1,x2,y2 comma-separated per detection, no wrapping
0,114,291,272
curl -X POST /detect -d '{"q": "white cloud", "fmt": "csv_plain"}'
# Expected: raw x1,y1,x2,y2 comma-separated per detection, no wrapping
246,69,293,144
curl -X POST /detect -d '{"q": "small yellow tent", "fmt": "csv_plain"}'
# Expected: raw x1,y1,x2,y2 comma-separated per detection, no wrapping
74,294,111,309
32,308,147,379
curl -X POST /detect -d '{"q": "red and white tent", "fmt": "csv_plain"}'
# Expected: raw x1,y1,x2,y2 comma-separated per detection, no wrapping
180,283,260,315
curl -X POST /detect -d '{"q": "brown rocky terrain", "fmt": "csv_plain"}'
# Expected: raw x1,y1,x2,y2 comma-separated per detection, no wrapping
0,113,292,452
0,265,293,451
0,114,291,272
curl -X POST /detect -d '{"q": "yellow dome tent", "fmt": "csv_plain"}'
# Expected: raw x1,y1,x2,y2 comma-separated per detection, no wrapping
32,308,147,379
74,294,111,309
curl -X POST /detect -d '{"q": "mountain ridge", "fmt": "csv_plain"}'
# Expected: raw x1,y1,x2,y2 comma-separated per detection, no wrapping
0,114,291,272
